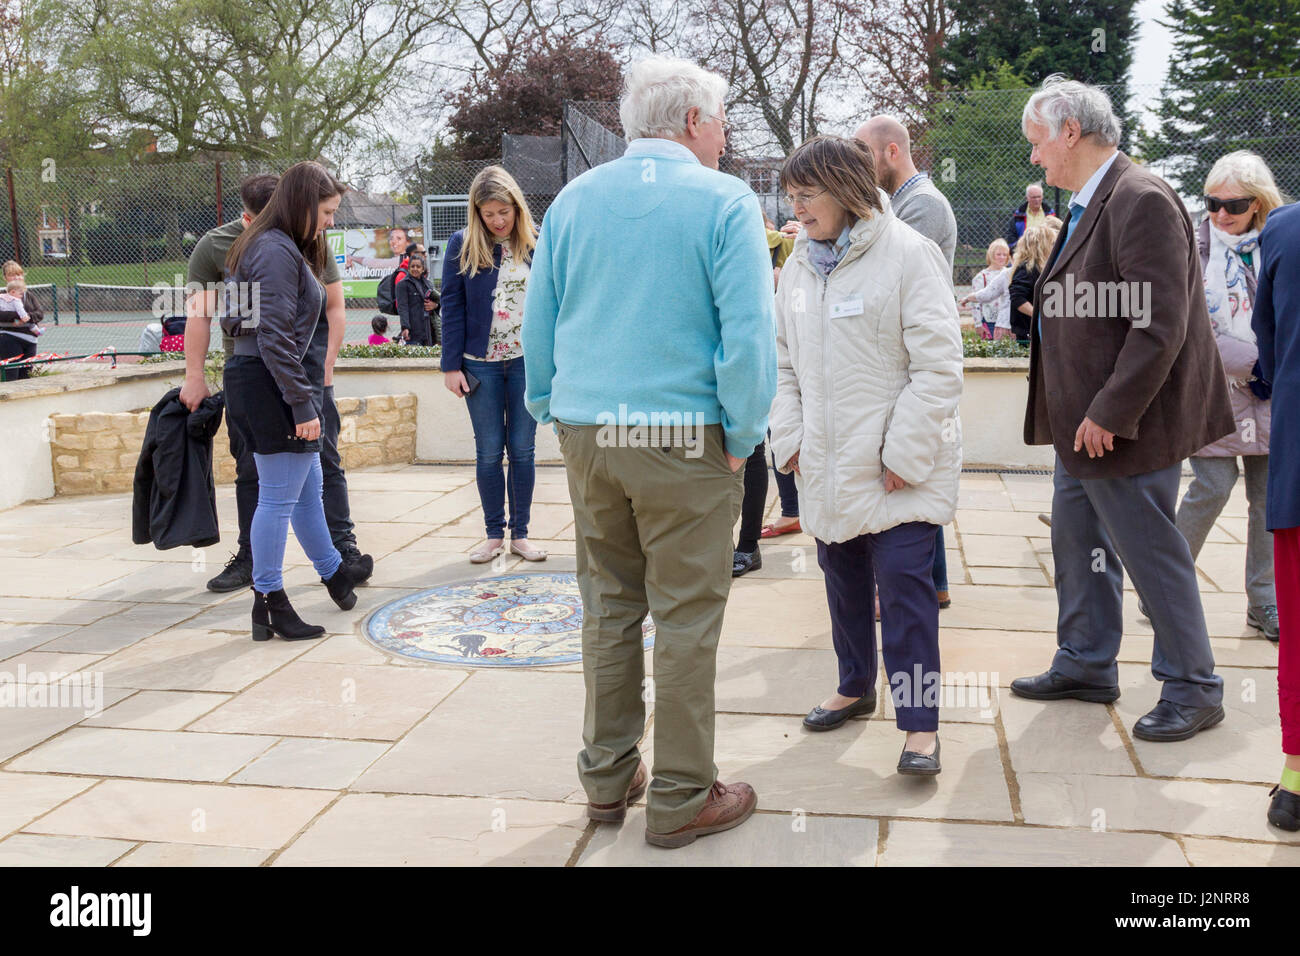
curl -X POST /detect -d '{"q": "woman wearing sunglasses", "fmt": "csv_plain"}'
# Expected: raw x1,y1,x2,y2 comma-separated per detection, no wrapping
1173,151,1286,643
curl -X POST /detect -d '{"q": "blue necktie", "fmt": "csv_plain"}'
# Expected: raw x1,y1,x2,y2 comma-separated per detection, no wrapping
1040,202,1085,335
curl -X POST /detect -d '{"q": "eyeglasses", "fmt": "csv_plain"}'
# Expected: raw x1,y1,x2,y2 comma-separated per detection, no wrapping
706,113,732,134
784,188,827,207
1204,195,1253,215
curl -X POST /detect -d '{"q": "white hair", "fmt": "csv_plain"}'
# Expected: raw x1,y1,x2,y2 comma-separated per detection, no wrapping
619,56,728,141
1022,74,1122,146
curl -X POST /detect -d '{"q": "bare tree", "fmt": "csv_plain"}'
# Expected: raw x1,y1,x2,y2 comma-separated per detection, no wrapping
429,0,626,81
686,0,855,154
842,0,955,120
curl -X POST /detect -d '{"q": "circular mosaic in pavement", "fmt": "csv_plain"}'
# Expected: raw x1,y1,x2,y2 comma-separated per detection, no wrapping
364,572,655,667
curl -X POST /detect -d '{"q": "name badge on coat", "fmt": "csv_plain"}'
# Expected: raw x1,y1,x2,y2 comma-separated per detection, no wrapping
830,297,865,319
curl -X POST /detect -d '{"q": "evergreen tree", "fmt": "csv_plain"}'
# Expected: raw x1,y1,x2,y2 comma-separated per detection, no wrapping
1142,0,1300,200
941,0,1136,94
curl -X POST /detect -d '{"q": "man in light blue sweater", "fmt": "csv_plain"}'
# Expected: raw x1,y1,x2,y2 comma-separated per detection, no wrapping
522,56,776,850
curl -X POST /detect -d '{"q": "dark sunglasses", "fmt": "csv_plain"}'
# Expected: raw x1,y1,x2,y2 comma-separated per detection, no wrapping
1204,195,1253,215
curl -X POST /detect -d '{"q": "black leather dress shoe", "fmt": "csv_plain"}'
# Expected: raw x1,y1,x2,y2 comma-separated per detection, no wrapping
732,549,762,577
802,693,876,731
898,737,941,775
1010,670,1120,703
1268,786,1300,831
1132,699,1225,742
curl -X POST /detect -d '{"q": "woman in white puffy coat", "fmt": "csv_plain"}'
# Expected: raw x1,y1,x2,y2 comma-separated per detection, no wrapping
768,136,963,775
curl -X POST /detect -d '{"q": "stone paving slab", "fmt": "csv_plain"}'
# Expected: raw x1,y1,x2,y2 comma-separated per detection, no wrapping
189,661,467,741
1,466,1294,866
878,820,1187,866
0,624,79,659
26,779,337,849
0,833,136,867
114,843,272,867
352,670,587,802
0,687,135,762
93,628,316,692
273,794,586,866
0,772,100,838
9,727,277,782
230,738,390,790
38,602,199,654
709,715,1014,822
1113,663,1280,785
1018,773,1300,844
998,696,1136,776
578,809,879,866
1180,837,1300,866
81,690,232,731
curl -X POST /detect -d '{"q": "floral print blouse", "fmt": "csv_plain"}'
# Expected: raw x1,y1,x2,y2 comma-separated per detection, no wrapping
469,240,529,361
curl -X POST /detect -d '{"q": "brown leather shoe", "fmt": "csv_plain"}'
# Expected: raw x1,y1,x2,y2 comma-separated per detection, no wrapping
587,761,649,822
644,780,757,848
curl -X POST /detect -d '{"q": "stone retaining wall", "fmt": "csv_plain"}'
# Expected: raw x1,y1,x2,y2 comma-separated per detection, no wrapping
49,394,417,496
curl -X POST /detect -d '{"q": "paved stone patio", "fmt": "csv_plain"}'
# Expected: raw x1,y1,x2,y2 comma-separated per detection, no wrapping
0,463,1294,866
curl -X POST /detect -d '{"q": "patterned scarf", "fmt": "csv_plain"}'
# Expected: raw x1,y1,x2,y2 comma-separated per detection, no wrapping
1204,221,1260,347
807,224,853,277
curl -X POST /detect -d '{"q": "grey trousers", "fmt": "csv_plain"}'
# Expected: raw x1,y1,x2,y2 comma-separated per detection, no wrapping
1050,457,1223,707
1176,454,1274,607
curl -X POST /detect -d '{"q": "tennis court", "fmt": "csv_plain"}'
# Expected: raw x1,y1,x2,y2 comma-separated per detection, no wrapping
17,283,395,359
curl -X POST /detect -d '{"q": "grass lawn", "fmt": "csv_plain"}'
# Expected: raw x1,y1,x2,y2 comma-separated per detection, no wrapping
21,260,192,288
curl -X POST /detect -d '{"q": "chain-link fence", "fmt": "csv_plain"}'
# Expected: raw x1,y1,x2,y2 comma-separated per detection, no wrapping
5,74,1296,370
0,159,433,362
562,78,1300,283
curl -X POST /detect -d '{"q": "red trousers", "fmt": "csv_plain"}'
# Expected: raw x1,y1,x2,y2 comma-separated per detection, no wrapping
1278,527,1300,754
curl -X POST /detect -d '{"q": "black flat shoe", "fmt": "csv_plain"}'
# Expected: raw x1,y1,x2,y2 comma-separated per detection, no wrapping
1268,785,1300,831
1010,670,1120,703
803,693,876,731
732,548,762,577
898,737,941,775
1132,699,1225,742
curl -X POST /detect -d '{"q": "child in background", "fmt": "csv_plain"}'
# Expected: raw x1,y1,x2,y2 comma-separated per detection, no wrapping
368,315,392,345
0,277,43,380
963,238,1012,340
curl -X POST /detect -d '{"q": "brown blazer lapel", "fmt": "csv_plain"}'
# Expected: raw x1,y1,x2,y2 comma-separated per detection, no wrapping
1041,152,1131,286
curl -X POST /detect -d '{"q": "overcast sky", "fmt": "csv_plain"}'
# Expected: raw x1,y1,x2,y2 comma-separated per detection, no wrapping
1131,0,1175,98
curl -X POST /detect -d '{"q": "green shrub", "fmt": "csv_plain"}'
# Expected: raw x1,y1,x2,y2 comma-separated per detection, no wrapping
336,343,441,359
961,328,1030,358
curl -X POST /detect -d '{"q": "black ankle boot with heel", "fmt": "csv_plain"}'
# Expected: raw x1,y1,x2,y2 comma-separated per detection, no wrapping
323,562,358,610
251,589,326,642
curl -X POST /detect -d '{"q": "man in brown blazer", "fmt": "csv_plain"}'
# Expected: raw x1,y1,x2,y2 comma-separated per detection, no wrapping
1010,75,1235,742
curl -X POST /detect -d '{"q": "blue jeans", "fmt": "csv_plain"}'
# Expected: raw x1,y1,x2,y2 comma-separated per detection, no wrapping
462,356,536,539
251,452,342,593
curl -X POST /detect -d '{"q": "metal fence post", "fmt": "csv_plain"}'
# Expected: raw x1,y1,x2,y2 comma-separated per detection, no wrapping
215,161,223,225
560,102,569,187
5,168,20,265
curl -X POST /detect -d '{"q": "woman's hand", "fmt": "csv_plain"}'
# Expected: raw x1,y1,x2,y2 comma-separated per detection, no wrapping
423,298,435,312
400,328,410,342
785,451,800,475
883,468,907,492
296,418,321,441
959,293,974,306
444,370,469,397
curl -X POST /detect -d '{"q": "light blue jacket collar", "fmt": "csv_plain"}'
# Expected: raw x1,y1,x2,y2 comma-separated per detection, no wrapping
624,138,700,164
